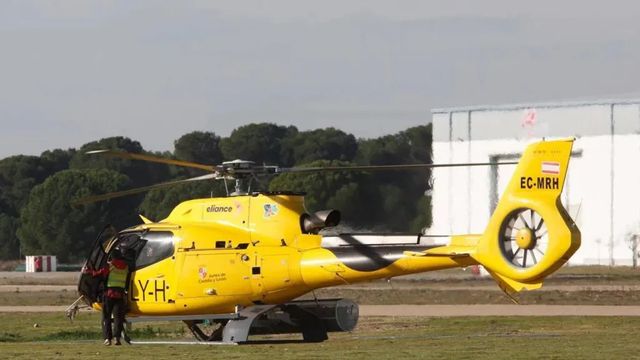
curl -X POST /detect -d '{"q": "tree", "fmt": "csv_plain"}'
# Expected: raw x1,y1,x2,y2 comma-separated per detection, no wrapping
173,131,223,177
17,169,135,262
0,155,53,214
0,214,19,260
70,136,170,187
402,125,433,229
0,152,77,259
281,128,358,165
355,125,433,231
0,156,50,259
268,160,380,229
220,123,298,165
267,125,433,232
174,131,223,165
401,125,432,164
40,148,76,175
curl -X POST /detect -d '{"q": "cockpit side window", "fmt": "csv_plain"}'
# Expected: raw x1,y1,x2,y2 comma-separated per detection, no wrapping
134,231,175,270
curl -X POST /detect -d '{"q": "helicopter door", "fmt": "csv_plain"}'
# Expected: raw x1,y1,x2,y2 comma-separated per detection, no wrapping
256,254,292,294
78,225,118,305
176,252,252,307
127,231,177,312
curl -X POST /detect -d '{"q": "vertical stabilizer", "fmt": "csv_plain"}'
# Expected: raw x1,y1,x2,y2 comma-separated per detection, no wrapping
472,138,581,291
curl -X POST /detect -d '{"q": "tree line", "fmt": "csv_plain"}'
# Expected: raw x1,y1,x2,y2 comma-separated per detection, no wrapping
0,123,432,262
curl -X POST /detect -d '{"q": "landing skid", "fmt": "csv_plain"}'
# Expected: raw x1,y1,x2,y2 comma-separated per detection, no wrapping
130,340,237,346
126,298,358,344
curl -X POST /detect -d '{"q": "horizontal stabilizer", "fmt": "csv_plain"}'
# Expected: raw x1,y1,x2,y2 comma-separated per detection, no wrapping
486,269,543,293
403,247,471,258
403,234,480,257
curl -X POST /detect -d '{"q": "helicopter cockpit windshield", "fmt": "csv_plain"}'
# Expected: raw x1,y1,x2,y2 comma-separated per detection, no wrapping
128,231,174,270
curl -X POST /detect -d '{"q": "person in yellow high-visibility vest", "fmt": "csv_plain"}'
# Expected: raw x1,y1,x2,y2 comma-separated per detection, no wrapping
85,250,130,346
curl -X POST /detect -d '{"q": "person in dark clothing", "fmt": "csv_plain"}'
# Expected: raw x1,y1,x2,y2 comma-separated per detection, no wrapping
84,250,130,346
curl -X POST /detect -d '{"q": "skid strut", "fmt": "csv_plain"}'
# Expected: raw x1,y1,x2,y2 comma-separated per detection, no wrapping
184,320,227,341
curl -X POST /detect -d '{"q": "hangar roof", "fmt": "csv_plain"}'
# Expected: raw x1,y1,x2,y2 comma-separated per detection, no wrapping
432,98,640,114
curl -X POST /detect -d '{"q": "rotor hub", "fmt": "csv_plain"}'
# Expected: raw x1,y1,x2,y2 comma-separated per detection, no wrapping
515,228,535,250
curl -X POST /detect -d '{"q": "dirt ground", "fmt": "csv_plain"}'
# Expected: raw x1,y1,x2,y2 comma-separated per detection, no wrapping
3,304,640,317
358,304,640,316
0,271,79,285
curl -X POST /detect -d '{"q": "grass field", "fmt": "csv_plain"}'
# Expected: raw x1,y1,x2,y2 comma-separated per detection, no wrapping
0,312,638,359
1,267,639,358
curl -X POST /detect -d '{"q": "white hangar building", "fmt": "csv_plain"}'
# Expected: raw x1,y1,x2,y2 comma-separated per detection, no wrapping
430,99,640,265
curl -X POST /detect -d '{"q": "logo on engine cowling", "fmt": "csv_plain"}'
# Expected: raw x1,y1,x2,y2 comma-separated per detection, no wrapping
207,205,233,213
264,204,279,218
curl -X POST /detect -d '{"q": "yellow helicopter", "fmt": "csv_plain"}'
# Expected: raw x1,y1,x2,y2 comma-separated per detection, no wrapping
71,138,580,343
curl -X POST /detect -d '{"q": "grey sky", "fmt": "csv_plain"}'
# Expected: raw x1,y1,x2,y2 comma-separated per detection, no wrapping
2,1,640,158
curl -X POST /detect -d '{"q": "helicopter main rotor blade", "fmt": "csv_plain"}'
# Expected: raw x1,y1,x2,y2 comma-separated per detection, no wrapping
86,150,217,172
71,173,218,206
275,161,519,174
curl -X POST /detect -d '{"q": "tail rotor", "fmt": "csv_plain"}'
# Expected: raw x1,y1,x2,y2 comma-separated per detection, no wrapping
499,208,548,269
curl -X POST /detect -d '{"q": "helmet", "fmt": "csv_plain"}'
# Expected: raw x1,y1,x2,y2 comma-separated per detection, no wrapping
109,249,124,260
